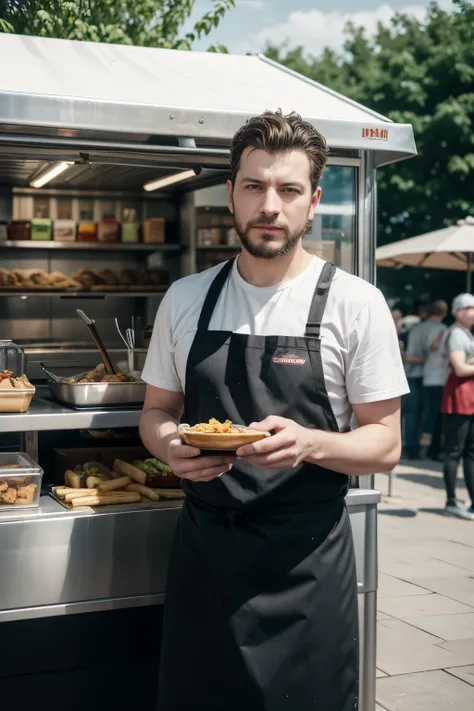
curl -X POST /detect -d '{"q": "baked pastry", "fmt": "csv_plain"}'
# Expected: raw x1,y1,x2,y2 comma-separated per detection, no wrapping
97,269,119,286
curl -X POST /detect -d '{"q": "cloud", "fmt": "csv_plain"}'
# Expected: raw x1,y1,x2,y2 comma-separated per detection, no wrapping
237,3,445,56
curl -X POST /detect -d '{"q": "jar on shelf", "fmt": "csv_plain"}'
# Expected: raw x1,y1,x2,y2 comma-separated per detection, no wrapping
0,340,25,377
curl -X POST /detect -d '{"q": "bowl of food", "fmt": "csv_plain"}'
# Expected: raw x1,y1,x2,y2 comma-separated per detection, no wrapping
0,371,36,413
178,418,270,452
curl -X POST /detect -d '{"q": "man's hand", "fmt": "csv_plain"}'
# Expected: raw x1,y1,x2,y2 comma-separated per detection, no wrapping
167,438,235,482
236,416,316,470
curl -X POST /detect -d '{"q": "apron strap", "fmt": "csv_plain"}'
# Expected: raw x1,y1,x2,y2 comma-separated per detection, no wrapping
305,261,336,338
197,258,236,333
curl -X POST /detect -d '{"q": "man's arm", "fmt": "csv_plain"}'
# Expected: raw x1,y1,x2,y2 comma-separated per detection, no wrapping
140,385,236,481
449,351,474,378
139,385,184,463
237,397,401,476
308,397,401,474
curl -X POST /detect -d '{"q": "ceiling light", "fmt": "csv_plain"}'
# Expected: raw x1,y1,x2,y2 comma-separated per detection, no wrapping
30,162,73,188
143,169,199,192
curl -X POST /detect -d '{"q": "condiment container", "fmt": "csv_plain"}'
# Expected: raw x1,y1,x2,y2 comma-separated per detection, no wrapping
122,209,139,243
0,453,43,511
31,218,53,241
197,228,221,246
77,222,97,242
53,220,76,242
0,339,25,376
7,220,31,241
143,218,165,244
98,217,120,243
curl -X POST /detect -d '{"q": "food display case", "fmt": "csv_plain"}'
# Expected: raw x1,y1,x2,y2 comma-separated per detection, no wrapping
0,34,416,710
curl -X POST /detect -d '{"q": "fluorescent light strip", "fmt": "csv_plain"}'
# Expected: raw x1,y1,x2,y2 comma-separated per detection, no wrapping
143,169,198,192
30,162,73,189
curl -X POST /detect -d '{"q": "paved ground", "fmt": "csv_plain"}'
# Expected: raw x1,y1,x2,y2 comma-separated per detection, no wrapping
374,459,474,710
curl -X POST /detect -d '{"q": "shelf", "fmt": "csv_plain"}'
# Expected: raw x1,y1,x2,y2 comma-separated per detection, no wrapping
0,290,167,298
196,245,239,250
0,240,181,252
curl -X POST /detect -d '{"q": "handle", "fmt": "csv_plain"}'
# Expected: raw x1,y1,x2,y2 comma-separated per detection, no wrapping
76,309,95,326
76,310,115,375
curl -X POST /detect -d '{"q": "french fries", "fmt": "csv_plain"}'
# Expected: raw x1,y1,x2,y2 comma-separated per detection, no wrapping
98,475,132,492
56,456,184,510
113,458,146,486
86,476,103,489
70,492,141,507
64,469,82,489
125,483,160,501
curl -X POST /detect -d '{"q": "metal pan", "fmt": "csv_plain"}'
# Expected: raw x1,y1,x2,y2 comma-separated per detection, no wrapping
48,380,146,408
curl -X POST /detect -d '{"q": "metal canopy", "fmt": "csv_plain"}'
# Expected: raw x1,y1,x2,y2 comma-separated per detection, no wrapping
0,34,416,167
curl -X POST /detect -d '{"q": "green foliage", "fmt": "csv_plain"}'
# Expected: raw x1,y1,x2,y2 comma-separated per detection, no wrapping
0,0,235,51
266,4,474,254
453,0,473,12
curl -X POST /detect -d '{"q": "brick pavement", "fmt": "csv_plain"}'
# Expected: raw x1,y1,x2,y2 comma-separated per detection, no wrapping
374,460,474,710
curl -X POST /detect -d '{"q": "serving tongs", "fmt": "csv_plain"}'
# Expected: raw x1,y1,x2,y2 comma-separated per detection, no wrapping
76,309,115,375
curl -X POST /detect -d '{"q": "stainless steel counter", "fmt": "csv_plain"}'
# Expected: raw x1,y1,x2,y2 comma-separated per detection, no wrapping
0,489,379,622
0,389,142,433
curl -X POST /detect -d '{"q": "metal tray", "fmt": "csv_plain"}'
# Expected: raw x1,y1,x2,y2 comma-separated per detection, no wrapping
48,380,146,408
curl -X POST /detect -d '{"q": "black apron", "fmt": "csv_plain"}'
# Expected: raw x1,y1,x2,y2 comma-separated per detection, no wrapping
157,259,359,711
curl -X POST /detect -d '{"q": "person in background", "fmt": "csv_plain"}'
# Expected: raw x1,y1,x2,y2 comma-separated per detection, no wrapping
440,293,474,520
404,299,448,459
421,300,449,459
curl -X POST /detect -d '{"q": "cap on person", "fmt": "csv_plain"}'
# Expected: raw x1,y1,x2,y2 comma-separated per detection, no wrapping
452,293,474,314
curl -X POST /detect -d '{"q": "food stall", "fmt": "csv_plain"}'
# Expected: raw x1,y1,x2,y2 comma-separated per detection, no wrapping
0,34,416,710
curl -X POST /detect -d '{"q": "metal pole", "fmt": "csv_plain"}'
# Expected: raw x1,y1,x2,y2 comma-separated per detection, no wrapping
467,253,472,293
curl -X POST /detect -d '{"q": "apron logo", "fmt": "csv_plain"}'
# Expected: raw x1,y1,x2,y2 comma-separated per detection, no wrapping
272,355,306,366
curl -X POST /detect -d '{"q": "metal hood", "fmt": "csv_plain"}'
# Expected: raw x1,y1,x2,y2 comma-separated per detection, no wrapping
0,34,416,166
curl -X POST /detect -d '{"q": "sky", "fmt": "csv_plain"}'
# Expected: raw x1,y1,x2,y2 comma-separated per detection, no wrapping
186,0,456,56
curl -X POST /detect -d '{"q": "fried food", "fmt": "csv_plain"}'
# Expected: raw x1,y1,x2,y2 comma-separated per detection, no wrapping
189,418,234,433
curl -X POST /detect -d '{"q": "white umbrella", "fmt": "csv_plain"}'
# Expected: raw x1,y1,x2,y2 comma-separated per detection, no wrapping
376,216,474,291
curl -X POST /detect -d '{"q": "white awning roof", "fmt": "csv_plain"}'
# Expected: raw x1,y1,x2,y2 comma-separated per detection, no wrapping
0,34,416,166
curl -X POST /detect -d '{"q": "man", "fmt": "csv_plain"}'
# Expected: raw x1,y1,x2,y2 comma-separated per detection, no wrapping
140,110,408,711
421,300,449,459
404,300,447,458
440,293,474,520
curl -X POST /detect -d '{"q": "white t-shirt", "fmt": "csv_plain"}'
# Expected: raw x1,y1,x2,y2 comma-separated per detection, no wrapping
142,256,409,431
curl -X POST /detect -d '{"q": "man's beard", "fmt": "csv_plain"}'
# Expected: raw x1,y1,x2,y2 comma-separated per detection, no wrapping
232,214,311,260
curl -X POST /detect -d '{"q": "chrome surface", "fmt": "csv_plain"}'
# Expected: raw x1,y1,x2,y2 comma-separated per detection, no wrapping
0,35,416,165
0,389,142,432
48,379,146,408
0,496,181,619
0,241,181,251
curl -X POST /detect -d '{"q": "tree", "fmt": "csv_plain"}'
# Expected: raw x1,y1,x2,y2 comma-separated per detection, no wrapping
453,0,473,12
266,4,474,249
0,1,235,51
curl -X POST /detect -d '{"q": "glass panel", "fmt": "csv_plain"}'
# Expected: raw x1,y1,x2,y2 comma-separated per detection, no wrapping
304,165,357,273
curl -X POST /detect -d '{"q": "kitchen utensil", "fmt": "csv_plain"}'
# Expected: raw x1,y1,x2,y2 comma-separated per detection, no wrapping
40,362,62,382
115,318,131,352
76,310,115,375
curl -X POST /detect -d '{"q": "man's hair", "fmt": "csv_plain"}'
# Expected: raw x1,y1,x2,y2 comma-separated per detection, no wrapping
230,110,329,192
427,299,448,318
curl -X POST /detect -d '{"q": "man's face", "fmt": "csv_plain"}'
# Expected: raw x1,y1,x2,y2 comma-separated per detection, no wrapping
456,306,474,328
227,147,321,260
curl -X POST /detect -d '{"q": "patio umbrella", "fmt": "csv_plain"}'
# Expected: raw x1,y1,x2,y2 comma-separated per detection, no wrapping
376,216,474,291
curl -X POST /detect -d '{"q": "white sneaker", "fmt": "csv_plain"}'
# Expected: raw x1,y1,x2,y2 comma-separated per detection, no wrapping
445,503,474,520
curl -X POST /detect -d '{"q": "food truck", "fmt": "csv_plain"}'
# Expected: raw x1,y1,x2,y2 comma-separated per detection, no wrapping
0,34,416,710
